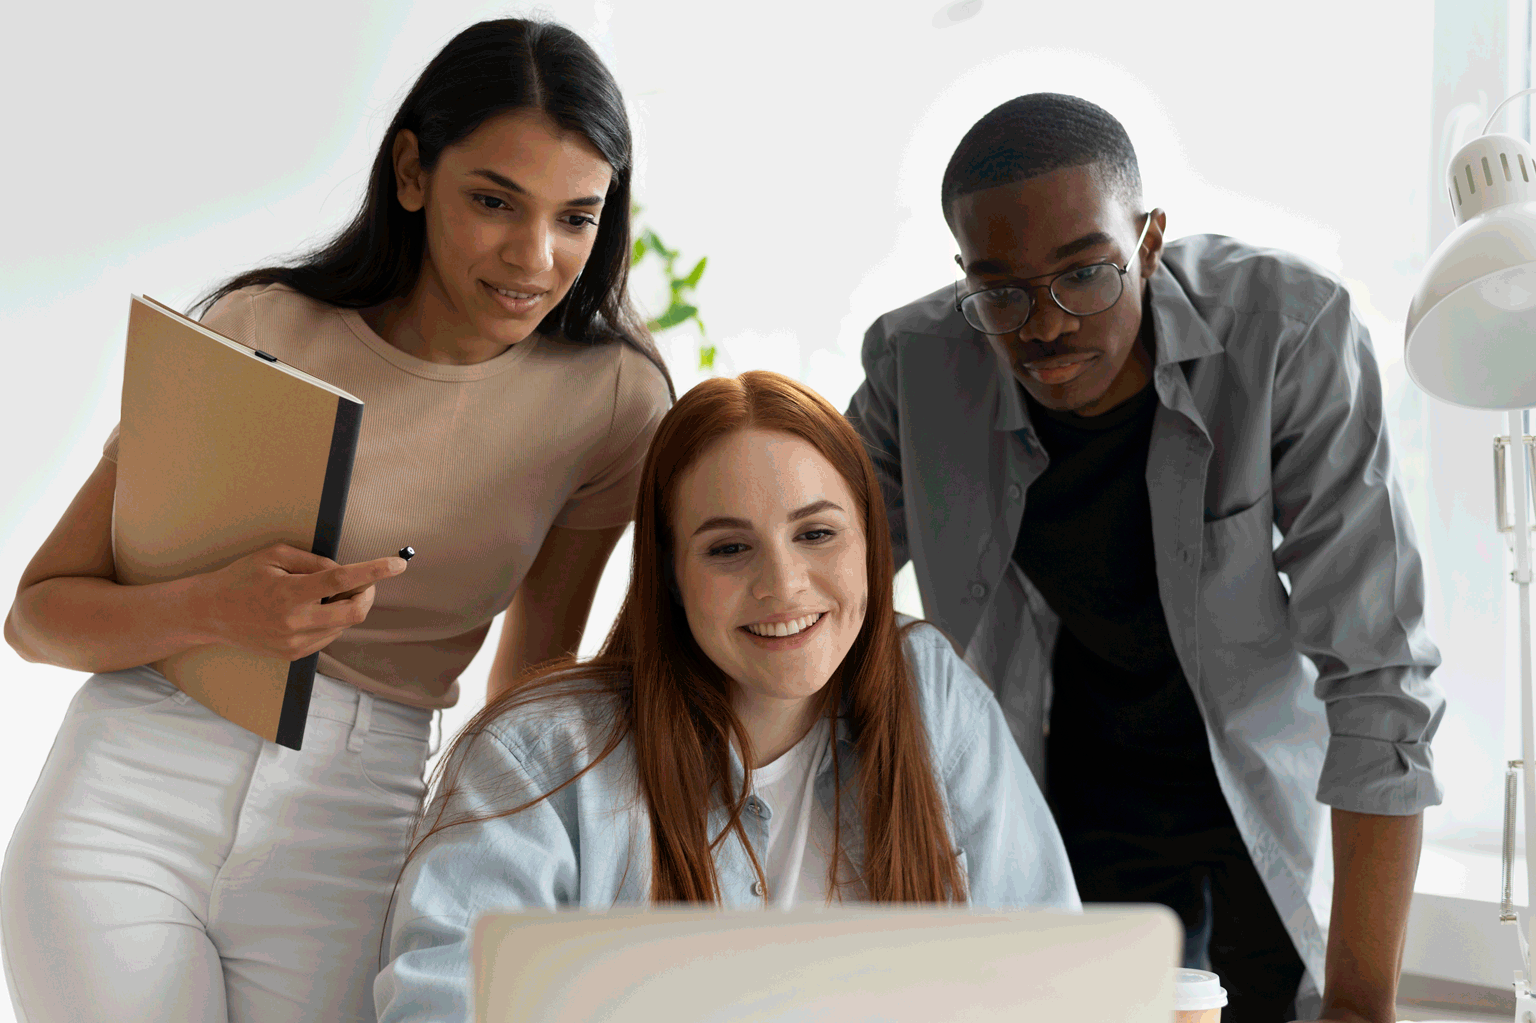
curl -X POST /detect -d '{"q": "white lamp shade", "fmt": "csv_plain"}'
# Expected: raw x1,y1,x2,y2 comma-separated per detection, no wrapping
1406,133,1536,410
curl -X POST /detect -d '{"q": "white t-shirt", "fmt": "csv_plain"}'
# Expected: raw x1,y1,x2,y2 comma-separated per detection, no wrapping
752,718,837,907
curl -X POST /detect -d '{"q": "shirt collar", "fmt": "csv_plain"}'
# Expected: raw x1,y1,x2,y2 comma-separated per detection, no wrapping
989,261,1223,432
720,713,855,788
990,357,1027,433
812,717,856,780
1146,258,1224,365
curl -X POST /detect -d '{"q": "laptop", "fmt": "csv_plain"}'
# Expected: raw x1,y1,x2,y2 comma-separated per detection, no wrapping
471,904,1180,1022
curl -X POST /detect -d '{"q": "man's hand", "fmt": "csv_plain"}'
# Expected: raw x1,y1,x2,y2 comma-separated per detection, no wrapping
1307,808,1422,1023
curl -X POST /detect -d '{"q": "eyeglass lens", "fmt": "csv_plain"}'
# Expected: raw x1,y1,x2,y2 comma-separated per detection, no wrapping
960,263,1125,334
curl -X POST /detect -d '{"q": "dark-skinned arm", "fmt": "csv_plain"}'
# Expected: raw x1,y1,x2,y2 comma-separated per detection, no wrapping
1266,279,1444,1020
1309,809,1422,1023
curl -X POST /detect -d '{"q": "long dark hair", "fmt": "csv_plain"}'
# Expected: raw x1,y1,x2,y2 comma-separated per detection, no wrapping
197,18,672,397
406,371,966,906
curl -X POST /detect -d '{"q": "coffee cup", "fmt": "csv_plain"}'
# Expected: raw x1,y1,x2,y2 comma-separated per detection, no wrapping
1172,968,1227,1022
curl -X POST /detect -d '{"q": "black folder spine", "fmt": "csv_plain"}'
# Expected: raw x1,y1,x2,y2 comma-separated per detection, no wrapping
275,396,364,750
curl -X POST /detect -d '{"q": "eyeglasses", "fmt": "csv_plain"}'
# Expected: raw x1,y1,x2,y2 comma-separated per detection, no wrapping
953,212,1153,335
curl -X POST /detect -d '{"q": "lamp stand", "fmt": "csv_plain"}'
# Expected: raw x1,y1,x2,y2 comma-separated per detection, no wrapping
1405,85,1536,1023
1499,409,1536,1023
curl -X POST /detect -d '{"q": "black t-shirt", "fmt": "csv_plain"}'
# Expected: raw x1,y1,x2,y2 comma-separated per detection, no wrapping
1012,381,1232,836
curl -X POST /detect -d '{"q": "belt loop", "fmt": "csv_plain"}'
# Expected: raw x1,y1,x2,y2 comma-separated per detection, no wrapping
348,690,374,752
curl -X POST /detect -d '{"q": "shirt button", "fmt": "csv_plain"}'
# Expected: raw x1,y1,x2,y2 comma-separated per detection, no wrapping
1008,484,1023,501
752,880,765,897
970,582,987,599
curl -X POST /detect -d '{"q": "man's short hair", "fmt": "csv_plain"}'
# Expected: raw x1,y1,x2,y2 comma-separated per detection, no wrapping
941,93,1143,223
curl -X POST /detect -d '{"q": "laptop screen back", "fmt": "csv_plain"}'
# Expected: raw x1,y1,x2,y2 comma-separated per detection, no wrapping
472,904,1180,1022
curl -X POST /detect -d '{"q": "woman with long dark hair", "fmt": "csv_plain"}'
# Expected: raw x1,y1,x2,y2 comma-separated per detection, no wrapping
1,19,670,1023
376,371,1077,1020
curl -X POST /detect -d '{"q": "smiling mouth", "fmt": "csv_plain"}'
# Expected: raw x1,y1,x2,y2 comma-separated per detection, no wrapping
482,281,546,305
741,612,826,639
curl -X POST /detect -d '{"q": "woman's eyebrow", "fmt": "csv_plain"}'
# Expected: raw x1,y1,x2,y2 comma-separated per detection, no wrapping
469,168,604,207
690,500,846,538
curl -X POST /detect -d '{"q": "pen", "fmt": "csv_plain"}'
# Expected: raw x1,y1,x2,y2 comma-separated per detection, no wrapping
322,547,415,604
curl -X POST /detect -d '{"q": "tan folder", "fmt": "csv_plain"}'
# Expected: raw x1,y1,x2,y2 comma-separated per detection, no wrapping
112,295,364,750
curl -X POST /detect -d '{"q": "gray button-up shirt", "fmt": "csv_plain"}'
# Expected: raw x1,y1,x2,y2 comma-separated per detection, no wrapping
375,620,1079,1022
844,233,1446,1002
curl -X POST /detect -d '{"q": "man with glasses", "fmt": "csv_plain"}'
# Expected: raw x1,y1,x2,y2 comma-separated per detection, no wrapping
846,93,1443,1023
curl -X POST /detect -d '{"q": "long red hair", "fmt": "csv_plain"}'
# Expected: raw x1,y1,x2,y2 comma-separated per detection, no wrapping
404,370,965,905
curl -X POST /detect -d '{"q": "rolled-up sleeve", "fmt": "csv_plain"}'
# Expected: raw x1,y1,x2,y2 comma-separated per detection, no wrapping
1268,283,1446,815
845,320,910,573
375,729,577,1023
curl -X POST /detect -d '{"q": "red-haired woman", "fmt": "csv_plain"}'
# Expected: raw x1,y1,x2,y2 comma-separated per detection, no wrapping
374,371,1079,1020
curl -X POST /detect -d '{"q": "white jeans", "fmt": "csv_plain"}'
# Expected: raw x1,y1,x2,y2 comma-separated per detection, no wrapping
0,666,435,1022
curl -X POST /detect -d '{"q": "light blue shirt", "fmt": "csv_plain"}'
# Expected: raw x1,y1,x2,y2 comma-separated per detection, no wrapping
844,234,1447,1013
375,618,1080,1022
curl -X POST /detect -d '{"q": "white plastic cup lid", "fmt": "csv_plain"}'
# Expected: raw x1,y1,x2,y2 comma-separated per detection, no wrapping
1173,969,1228,1010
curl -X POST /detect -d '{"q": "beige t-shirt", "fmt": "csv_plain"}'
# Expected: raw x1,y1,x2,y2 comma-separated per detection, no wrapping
102,283,671,710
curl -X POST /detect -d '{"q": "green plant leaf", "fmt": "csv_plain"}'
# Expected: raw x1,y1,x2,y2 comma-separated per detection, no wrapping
630,211,709,346
642,230,669,259
699,344,716,371
654,302,699,330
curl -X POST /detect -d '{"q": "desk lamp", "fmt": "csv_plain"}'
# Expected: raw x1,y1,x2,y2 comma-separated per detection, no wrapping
1405,86,1536,1022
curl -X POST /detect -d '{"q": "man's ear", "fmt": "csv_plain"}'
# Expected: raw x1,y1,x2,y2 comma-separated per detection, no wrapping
392,129,427,214
1138,208,1168,281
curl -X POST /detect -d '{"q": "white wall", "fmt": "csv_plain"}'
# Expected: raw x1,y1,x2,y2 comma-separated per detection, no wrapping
1,0,1466,1012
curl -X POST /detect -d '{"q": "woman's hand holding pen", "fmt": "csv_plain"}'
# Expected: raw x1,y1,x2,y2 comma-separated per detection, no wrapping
194,543,409,661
